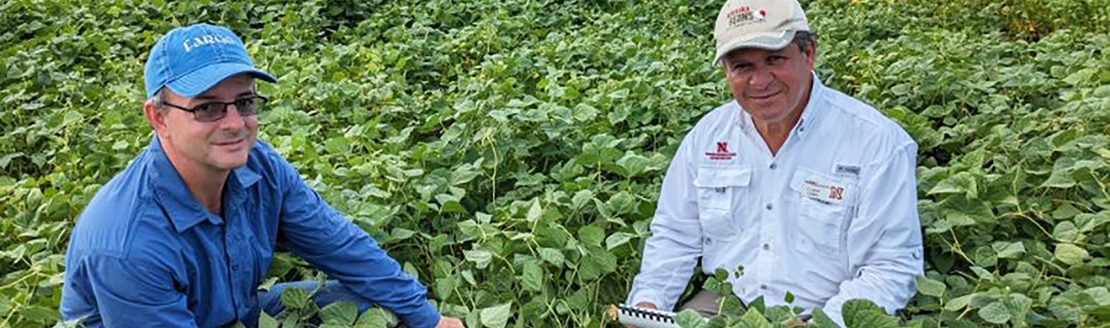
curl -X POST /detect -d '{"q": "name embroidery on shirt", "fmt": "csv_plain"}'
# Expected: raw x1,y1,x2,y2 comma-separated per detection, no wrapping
705,141,737,161
801,178,847,205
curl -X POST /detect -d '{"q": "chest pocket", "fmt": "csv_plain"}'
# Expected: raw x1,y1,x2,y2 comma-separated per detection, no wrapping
790,168,857,256
693,166,752,242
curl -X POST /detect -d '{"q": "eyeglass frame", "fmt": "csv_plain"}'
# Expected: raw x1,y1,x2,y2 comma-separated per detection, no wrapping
157,94,269,123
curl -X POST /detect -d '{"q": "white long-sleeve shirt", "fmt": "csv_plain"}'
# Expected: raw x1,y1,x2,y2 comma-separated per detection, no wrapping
627,76,923,326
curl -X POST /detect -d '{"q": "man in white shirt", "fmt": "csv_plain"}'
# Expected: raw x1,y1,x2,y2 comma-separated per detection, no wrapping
625,0,923,325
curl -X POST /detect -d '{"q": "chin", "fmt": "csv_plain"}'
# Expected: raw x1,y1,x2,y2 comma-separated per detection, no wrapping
210,152,251,170
746,107,782,120
745,102,793,120
211,140,254,169
214,159,250,171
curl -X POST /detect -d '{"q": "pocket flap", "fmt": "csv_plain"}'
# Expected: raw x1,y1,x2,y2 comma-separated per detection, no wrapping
694,166,752,188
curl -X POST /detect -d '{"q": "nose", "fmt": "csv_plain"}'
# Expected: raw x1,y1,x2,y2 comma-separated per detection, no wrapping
217,104,247,129
748,66,774,90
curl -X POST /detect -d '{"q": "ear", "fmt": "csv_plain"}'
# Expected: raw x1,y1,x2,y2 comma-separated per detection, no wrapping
143,102,171,139
802,42,817,70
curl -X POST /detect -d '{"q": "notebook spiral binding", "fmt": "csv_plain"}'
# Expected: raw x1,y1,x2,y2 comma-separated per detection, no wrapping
607,304,706,328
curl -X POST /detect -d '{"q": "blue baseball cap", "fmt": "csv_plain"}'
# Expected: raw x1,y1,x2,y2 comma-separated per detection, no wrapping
144,23,276,98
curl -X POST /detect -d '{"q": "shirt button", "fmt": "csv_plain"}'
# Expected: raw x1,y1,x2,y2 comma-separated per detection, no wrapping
765,203,773,210
762,243,770,250
232,264,240,271
760,284,768,290
769,163,777,170
704,238,713,245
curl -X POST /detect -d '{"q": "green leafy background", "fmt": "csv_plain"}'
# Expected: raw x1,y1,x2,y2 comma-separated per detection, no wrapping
1,0,1107,327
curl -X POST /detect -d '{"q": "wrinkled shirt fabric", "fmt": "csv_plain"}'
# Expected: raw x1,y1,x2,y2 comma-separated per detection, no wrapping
627,76,923,326
61,138,439,328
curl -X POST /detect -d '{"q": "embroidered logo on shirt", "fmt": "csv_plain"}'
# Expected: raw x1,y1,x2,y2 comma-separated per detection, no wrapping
705,141,737,161
801,179,847,206
835,163,860,176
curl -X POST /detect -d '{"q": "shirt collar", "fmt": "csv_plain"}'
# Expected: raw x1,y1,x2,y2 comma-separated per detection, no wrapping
794,72,826,135
146,137,261,233
225,159,260,212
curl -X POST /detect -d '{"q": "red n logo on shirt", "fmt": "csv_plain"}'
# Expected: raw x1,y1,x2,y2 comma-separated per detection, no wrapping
706,141,737,160
828,186,844,200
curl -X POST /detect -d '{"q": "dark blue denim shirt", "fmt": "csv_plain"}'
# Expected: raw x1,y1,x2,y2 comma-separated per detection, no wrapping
60,138,439,328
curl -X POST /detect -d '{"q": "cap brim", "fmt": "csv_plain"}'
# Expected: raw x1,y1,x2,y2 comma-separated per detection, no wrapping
714,30,798,63
166,62,277,97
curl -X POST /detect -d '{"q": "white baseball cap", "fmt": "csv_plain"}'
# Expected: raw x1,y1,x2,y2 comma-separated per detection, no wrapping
713,0,810,62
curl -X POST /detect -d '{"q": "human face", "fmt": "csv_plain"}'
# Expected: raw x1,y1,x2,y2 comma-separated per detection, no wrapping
721,42,815,127
148,74,259,174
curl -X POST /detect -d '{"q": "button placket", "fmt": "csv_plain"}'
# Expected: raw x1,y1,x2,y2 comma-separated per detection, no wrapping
219,225,242,319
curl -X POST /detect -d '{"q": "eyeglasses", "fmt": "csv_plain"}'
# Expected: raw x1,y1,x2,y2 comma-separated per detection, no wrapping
161,95,268,122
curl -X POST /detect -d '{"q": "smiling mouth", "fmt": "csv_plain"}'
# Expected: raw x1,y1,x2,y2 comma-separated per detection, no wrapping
213,138,244,146
748,90,782,100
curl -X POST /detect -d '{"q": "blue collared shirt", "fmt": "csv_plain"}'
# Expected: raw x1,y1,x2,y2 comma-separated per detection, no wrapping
627,76,924,326
61,138,439,328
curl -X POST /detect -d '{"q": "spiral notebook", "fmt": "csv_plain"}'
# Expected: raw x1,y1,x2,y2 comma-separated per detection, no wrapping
608,304,706,328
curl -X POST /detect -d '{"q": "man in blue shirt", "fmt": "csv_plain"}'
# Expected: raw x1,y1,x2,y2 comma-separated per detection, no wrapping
59,23,465,328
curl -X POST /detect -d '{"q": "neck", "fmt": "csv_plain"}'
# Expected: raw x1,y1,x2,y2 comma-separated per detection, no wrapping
160,138,229,215
752,79,814,156
752,119,796,156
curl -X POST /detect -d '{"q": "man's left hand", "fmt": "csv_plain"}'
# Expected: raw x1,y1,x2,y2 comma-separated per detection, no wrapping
785,318,809,327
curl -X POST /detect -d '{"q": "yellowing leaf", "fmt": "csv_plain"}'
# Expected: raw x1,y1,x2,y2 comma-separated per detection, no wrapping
1054,243,1089,266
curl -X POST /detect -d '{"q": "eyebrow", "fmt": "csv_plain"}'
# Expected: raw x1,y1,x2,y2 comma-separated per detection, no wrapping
727,56,756,66
192,91,257,101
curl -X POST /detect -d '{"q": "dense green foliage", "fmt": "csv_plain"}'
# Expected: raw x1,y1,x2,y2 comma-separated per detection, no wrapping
1,0,1108,327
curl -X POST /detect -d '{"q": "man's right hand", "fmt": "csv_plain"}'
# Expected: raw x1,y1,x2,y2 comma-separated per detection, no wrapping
435,315,465,328
635,302,658,310
624,303,658,328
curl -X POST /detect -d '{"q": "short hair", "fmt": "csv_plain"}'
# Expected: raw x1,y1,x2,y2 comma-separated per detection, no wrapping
793,31,817,54
147,88,166,111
